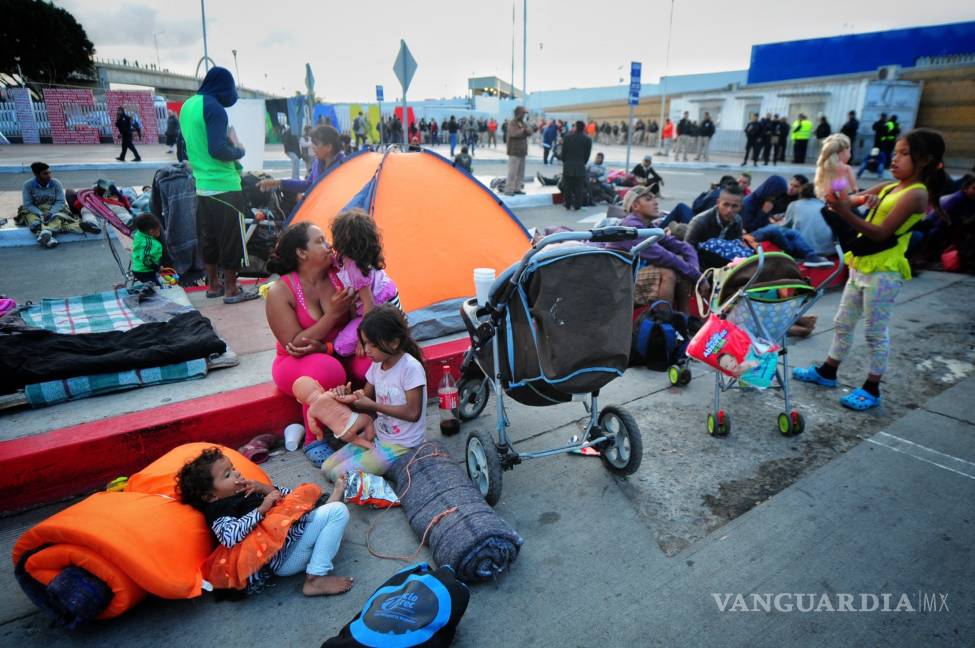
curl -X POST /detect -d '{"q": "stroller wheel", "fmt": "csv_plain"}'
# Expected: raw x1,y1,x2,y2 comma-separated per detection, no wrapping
465,428,503,505
668,364,692,387
457,377,489,421
778,410,805,437
707,410,731,437
596,406,643,475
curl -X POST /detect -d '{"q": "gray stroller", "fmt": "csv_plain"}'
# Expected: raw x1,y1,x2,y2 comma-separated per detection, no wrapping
458,226,664,504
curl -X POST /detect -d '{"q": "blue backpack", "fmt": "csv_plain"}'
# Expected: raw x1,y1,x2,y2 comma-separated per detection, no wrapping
631,301,693,371
322,563,470,648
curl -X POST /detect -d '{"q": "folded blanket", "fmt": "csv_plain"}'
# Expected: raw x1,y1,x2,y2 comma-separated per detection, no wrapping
0,311,225,392
388,441,523,583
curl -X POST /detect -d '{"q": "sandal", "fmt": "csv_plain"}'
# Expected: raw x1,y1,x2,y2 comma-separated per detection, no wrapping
304,440,335,469
792,365,837,388
223,290,260,304
205,286,225,298
841,388,880,411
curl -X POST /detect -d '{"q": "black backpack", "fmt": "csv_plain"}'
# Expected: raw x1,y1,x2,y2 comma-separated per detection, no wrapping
631,301,697,371
322,563,470,648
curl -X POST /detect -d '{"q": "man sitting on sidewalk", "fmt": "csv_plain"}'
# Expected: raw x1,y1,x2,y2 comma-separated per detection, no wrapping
16,162,95,248
608,186,700,311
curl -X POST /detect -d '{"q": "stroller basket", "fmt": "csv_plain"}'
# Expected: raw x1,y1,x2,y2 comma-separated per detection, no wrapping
475,245,635,406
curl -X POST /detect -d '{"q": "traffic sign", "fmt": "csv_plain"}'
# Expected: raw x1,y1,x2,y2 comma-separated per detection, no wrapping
628,61,642,107
376,85,384,102
393,40,417,92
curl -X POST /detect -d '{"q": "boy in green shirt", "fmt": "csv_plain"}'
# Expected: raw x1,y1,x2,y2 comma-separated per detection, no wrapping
131,214,164,286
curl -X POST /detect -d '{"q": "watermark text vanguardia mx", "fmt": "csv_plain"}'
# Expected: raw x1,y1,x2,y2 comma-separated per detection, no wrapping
712,591,949,613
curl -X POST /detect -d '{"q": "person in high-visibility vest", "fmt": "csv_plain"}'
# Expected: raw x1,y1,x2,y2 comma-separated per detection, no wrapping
880,115,899,168
790,113,813,164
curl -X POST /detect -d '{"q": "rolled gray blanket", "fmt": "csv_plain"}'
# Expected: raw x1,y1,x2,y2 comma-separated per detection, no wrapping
388,441,523,583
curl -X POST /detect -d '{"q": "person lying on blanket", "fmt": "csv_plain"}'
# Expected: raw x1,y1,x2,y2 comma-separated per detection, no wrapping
17,162,95,248
177,446,355,597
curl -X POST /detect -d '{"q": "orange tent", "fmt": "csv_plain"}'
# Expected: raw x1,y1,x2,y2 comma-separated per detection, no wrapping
290,149,531,312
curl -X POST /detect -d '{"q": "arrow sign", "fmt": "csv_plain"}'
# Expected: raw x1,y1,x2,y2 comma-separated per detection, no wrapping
393,40,417,93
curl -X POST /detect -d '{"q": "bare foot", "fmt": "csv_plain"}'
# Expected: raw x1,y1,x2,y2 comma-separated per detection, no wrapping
303,574,354,596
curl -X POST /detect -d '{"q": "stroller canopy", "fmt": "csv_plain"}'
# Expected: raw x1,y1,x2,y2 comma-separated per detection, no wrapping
290,149,531,312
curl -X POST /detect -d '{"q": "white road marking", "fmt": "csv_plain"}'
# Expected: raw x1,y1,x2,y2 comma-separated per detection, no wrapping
865,431,975,480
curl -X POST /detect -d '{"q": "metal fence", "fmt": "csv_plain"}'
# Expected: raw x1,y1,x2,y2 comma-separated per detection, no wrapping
0,98,167,141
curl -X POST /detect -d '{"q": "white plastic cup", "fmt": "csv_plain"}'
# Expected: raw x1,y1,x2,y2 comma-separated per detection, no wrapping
473,268,496,306
283,423,305,451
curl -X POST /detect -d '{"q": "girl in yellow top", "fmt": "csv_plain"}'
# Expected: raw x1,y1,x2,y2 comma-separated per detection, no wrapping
793,129,948,410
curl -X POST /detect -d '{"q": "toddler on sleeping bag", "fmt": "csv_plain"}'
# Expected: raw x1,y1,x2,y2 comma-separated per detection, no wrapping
176,447,355,597
330,209,399,357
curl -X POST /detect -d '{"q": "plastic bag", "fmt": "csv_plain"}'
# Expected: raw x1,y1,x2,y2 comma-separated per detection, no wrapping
686,314,780,388
343,471,400,509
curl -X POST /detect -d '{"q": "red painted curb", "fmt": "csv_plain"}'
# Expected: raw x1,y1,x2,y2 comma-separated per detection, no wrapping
0,383,301,512
0,340,471,512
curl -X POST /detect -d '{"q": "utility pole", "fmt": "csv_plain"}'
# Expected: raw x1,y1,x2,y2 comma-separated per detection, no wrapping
232,49,240,88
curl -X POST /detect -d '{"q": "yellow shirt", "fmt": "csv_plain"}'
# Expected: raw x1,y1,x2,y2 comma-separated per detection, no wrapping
845,182,925,280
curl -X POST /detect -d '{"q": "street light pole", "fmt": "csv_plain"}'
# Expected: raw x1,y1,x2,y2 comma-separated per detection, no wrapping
200,0,210,73
232,49,240,88
522,0,527,101
658,0,675,128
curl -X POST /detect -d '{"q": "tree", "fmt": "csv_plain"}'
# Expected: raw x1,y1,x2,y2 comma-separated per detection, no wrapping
0,0,94,83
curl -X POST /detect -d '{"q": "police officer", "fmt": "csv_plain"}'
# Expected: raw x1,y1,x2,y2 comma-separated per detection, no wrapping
790,113,813,164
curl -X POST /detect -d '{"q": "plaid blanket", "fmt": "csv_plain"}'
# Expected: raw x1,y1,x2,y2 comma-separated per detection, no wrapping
21,289,149,333
19,287,208,407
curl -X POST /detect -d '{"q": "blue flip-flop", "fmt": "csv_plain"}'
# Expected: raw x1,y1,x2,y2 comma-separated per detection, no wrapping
303,440,334,468
841,388,880,411
793,365,838,388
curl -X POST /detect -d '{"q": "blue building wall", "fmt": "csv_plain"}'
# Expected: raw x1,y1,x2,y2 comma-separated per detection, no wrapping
748,21,975,84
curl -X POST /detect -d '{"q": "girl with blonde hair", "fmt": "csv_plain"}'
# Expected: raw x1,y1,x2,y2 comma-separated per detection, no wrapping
814,133,858,199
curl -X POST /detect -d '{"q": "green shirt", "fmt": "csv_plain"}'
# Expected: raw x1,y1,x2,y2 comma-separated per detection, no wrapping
132,230,163,273
179,94,242,193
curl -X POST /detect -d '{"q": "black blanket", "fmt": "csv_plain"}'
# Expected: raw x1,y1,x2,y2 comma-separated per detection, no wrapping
0,311,225,392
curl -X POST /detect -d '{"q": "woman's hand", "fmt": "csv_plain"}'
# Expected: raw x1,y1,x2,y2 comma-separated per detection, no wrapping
257,178,281,192
328,287,355,318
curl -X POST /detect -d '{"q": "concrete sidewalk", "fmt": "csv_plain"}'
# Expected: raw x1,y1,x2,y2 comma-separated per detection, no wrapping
1,333,971,646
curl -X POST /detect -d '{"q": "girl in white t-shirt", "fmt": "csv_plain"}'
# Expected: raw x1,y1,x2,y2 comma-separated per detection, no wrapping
323,305,427,482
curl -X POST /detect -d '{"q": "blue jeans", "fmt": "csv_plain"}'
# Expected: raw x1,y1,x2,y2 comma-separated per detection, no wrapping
660,202,694,228
751,225,814,259
449,133,458,157
287,152,301,179
273,502,349,577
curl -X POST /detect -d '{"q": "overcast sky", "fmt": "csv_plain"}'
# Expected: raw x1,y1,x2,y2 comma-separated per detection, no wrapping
57,0,973,101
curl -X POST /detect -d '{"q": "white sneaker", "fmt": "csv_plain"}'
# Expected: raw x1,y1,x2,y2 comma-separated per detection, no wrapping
284,423,306,451
37,229,58,248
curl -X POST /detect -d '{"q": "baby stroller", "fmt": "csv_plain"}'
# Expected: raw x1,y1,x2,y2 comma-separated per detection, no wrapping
458,226,664,505
694,246,844,437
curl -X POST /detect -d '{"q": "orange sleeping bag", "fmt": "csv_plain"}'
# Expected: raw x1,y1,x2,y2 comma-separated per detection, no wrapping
12,443,272,620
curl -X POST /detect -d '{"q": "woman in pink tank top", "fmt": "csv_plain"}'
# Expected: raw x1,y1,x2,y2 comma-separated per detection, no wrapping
266,223,372,459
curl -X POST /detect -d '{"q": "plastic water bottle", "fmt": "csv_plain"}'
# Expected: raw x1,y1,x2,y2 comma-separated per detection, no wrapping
438,364,460,436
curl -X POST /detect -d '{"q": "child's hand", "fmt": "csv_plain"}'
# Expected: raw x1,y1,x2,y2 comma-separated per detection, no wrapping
330,382,354,397
327,473,347,504
257,488,281,513
239,479,270,496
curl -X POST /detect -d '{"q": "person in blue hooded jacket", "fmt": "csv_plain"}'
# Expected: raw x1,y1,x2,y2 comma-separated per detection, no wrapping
180,67,258,303
542,120,559,165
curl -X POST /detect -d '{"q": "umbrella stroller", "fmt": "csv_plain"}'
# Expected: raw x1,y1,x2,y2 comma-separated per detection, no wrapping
457,226,664,505
693,246,845,437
